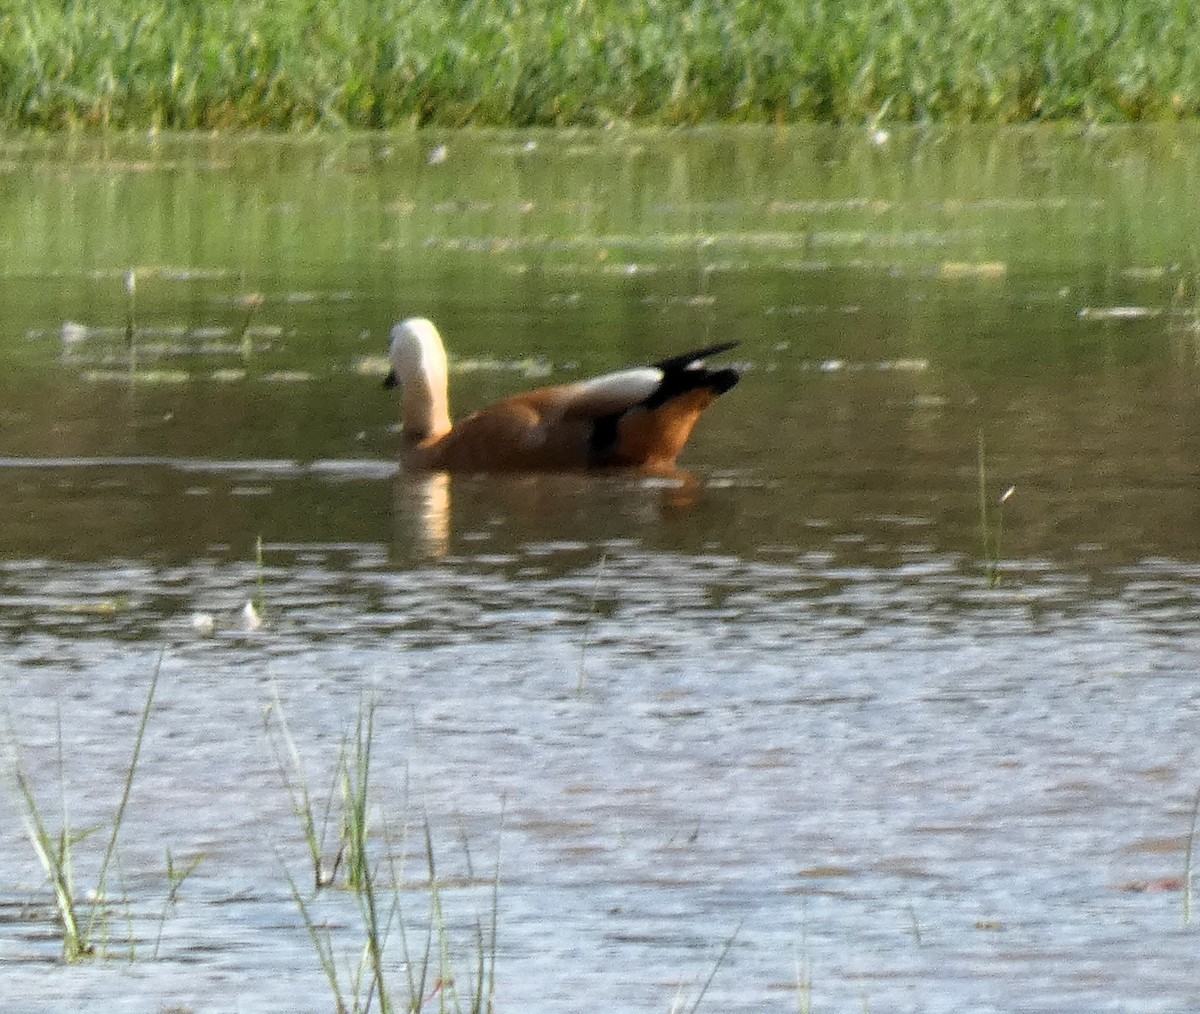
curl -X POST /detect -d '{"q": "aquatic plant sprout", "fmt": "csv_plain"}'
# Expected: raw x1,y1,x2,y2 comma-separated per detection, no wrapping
976,433,1015,588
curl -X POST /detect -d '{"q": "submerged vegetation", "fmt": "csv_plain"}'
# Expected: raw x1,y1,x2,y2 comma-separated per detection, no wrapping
6,0,1200,130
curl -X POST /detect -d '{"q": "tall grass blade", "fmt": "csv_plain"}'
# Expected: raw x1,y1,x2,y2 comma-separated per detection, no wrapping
793,942,813,1014
272,693,504,1013
82,650,161,945
264,688,335,889
342,696,375,892
8,651,161,960
13,766,87,958
686,920,741,1014
1185,783,1200,925
237,292,263,359
346,701,389,1013
153,847,204,959
383,811,434,1011
976,431,993,585
482,799,504,1014
976,433,1014,588
358,854,391,1014
421,813,461,1012
124,268,137,375
282,860,348,1014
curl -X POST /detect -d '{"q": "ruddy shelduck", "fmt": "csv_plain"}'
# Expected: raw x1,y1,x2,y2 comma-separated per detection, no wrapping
384,318,740,472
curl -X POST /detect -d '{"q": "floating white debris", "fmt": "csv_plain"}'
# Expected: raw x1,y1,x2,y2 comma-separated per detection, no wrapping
241,600,263,631
190,612,216,635
455,357,509,374
1120,266,1170,281
513,358,553,378
1078,306,1160,320
62,597,127,615
82,369,190,384
354,355,392,376
881,359,929,372
157,266,239,282
61,321,90,345
939,261,1007,280
640,475,688,490
427,144,448,166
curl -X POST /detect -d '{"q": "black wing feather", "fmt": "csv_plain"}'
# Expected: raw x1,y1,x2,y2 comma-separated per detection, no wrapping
589,341,740,458
643,341,740,409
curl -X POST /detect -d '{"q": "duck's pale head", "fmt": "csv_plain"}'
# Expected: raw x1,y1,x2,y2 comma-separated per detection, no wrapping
385,317,452,442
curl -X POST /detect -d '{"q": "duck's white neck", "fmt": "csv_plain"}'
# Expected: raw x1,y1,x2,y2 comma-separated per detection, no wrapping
389,318,452,443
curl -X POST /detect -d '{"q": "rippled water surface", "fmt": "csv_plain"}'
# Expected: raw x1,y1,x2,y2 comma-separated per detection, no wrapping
2,127,1200,1012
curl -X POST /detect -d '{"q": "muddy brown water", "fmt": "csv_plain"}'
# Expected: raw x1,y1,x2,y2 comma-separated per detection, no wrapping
1,127,1199,1012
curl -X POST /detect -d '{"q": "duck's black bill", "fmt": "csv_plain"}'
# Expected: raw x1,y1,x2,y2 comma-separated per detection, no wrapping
383,369,398,389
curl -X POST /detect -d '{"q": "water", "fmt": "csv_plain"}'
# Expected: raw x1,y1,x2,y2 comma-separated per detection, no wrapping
2,126,1200,1012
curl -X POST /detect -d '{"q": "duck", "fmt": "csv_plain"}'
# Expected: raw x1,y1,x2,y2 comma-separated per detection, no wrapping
384,317,740,472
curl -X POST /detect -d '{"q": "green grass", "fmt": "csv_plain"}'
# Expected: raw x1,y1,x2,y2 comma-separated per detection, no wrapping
1185,784,1200,926
672,921,741,1014
976,433,1015,589
152,847,204,959
267,691,501,1013
264,687,342,889
4,0,1200,130
7,653,162,960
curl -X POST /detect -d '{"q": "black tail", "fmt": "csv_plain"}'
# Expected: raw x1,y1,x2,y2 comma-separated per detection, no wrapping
587,341,740,462
644,341,740,408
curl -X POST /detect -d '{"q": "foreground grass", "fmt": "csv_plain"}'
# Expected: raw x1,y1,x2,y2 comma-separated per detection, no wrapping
6,0,1200,130
7,656,165,960
267,692,500,1013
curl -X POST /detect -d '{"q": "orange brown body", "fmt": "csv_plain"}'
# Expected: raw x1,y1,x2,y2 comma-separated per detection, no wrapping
384,318,739,473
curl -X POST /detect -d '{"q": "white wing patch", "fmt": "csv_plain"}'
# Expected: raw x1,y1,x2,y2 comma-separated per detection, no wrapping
562,368,663,418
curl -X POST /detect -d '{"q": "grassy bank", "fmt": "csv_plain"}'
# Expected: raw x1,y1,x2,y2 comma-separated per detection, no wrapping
6,0,1200,130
